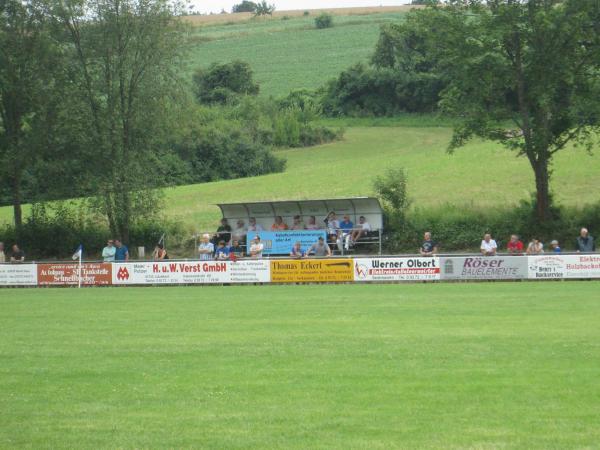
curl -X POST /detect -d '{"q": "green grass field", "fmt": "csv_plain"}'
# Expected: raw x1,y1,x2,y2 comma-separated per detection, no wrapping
2,282,600,448
187,12,406,97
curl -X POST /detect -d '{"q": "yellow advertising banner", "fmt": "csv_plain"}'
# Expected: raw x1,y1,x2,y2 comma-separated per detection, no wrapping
270,259,353,283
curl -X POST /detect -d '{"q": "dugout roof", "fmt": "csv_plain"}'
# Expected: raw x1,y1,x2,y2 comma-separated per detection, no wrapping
217,197,383,230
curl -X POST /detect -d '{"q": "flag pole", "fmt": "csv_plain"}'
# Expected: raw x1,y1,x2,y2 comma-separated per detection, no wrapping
78,249,82,289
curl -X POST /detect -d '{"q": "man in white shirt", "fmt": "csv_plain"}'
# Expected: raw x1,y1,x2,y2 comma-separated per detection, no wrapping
480,233,498,256
102,240,116,262
232,220,247,243
350,216,372,247
247,217,263,233
249,235,264,258
198,234,214,260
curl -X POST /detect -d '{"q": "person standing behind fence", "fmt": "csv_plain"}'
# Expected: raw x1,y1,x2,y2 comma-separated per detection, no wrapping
308,236,332,257
249,235,264,258
526,237,544,255
290,241,306,258
419,232,438,256
114,239,129,261
152,243,168,260
10,244,25,263
506,235,524,254
102,239,116,262
215,218,232,245
198,234,214,260
480,233,497,256
575,228,596,253
0,242,5,263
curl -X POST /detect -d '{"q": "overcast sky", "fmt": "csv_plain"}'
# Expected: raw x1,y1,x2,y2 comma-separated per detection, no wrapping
191,0,410,14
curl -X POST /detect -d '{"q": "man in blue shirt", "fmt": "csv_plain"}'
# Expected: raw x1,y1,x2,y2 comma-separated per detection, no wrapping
114,239,129,261
214,241,230,260
338,215,354,251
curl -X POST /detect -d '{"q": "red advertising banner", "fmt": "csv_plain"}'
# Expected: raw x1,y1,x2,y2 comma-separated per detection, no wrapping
37,263,112,286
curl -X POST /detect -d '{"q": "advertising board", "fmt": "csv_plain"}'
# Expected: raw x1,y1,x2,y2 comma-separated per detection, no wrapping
354,257,440,281
440,256,528,280
257,230,326,255
0,264,38,286
528,254,600,279
37,263,112,286
270,258,353,282
112,260,270,285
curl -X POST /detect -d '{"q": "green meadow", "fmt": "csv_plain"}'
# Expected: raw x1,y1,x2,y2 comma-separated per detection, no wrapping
2,282,600,448
186,12,406,97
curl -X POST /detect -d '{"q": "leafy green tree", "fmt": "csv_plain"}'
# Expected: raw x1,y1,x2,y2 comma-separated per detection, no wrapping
0,0,58,229
52,0,187,242
232,1,257,13
193,61,259,104
253,1,274,17
408,1,600,221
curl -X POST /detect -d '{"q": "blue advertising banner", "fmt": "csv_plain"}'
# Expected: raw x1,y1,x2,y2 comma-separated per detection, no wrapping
257,230,327,255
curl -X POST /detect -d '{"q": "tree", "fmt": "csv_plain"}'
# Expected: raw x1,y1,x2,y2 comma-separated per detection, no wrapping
193,61,259,104
52,0,187,243
253,1,274,17
407,1,600,221
232,1,257,13
0,0,57,229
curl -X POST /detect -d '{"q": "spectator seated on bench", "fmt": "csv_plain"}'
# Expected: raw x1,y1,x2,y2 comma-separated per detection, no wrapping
348,216,372,248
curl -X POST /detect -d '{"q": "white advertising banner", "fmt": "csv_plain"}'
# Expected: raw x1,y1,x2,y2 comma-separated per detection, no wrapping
0,264,38,286
112,260,270,285
528,254,600,279
354,257,440,281
440,256,528,280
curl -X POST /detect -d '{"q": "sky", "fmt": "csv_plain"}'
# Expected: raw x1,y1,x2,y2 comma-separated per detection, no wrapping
191,0,410,14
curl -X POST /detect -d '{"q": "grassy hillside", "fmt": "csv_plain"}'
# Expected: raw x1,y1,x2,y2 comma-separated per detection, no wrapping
1,121,599,231
163,124,599,231
186,10,407,97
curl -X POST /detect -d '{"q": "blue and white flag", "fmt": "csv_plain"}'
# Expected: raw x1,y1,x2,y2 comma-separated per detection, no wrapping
72,244,83,261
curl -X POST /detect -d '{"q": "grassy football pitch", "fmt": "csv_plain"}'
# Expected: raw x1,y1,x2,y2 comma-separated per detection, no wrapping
1,282,600,448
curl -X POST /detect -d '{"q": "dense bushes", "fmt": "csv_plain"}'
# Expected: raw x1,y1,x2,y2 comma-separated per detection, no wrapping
321,64,443,116
382,200,600,253
315,13,333,29
174,125,286,183
193,61,259,105
0,203,186,259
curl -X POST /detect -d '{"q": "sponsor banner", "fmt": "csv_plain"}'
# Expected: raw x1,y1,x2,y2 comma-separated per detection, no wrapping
112,260,270,284
37,263,112,286
440,256,528,280
270,258,353,283
258,230,326,255
354,257,440,281
0,264,38,286
528,254,600,279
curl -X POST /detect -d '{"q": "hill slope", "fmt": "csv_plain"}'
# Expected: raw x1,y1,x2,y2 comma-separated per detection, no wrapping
161,124,600,230
186,10,407,97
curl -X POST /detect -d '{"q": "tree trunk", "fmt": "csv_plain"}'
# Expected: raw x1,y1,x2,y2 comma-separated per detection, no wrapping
11,174,23,231
532,157,551,222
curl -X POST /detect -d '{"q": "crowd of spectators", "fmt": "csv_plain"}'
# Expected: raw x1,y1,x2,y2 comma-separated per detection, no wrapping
0,221,596,263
